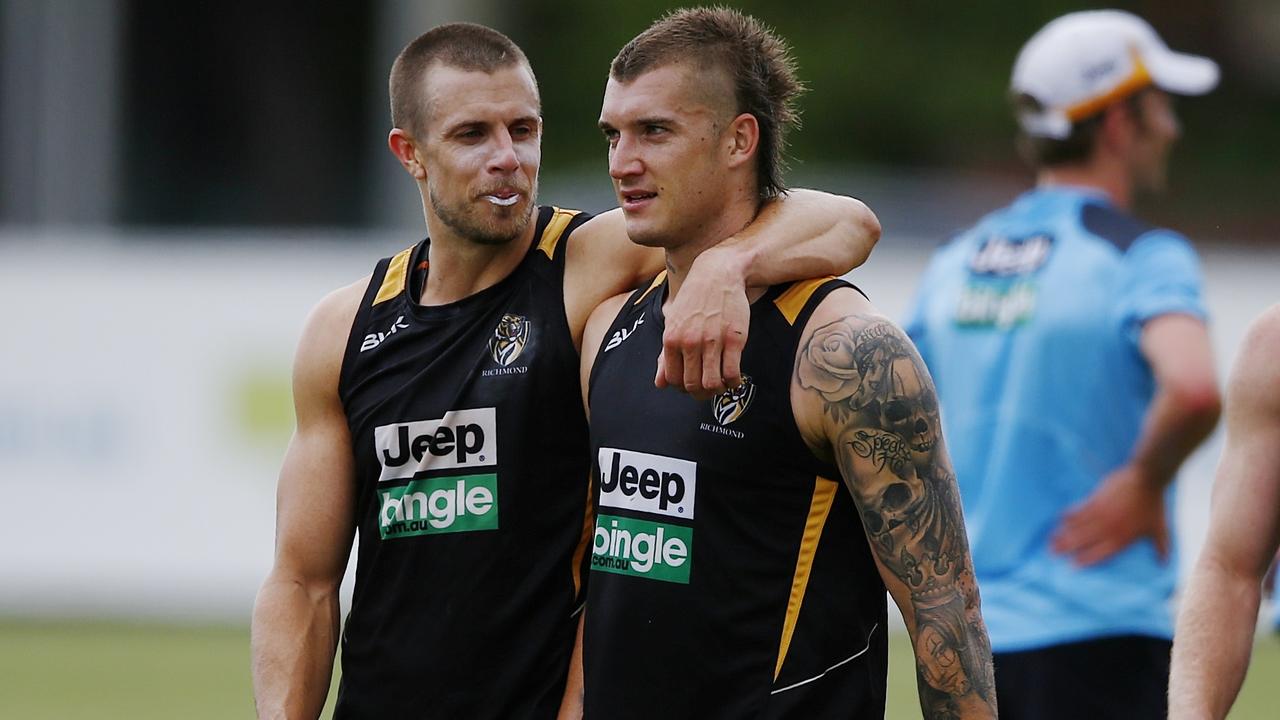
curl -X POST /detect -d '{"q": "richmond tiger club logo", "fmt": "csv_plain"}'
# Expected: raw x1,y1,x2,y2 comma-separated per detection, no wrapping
488,314,531,367
700,375,756,439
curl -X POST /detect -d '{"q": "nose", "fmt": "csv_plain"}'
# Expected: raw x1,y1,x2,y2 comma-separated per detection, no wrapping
608,134,642,181
488,130,520,174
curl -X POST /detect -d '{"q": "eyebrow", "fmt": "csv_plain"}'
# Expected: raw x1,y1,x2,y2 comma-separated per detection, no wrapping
444,116,541,135
597,116,678,132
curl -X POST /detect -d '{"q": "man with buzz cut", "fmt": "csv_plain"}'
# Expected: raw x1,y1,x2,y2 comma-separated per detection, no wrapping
249,20,881,720
1169,304,1280,720
904,10,1222,719
568,8,994,719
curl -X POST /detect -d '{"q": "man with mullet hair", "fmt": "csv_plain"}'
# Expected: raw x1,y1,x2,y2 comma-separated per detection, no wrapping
250,20,880,720
567,8,993,719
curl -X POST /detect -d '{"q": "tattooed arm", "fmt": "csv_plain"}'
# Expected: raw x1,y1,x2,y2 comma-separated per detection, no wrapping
791,288,996,719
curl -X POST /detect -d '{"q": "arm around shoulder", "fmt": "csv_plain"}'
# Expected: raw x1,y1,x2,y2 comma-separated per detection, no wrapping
251,281,363,720
790,289,996,719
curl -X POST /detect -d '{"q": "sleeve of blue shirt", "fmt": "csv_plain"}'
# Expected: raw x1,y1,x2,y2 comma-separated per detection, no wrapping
1115,231,1208,347
902,255,939,365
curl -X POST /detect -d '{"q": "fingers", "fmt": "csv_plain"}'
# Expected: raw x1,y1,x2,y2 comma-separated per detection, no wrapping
720,328,746,390
700,335,725,396
1070,537,1127,567
654,351,669,389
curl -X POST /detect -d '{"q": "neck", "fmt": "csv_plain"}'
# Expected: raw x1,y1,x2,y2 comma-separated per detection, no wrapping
665,187,760,303
1037,159,1132,209
418,204,538,306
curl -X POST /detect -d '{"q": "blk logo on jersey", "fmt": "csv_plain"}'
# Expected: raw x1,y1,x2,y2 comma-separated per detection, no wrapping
711,375,755,426
604,314,645,352
360,315,410,352
489,314,531,367
374,408,497,482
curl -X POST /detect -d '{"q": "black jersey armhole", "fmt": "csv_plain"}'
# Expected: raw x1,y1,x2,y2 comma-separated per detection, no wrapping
765,277,863,480
586,279,660,407
337,253,396,402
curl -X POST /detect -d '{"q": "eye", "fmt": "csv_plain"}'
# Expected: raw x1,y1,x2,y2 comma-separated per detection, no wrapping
601,128,619,146
883,399,911,423
644,124,667,136
511,123,535,139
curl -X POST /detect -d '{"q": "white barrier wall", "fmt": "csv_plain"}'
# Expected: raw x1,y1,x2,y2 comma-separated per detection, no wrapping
0,233,1275,621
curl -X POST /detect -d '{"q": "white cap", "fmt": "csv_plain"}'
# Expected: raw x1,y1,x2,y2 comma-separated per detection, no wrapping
1012,10,1219,139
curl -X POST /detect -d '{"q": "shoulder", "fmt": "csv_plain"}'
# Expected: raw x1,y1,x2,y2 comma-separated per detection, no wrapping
1235,305,1280,393
584,291,634,351
1078,200,1180,254
293,277,368,395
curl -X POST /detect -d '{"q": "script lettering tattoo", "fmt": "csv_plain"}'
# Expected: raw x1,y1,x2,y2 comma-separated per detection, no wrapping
798,315,996,718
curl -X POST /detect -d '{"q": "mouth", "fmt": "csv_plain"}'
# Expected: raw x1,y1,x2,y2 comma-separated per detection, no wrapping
481,189,522,207
911,438,935,453
619,189,657,211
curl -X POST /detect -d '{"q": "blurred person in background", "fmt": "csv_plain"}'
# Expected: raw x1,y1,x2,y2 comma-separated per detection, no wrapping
565,8,993,719
249,21,880,720
904,10,1222,719
1169,304,1280,720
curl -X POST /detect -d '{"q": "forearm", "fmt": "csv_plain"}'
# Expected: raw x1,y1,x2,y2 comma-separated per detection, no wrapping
716,190,880,287
901,583,997,719
1129,383,1221,487
1169,558,1263,720
251,575,342,720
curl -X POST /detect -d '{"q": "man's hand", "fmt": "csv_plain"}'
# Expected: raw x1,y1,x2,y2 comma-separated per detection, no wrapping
1051,463,1170,566
656,246,750,399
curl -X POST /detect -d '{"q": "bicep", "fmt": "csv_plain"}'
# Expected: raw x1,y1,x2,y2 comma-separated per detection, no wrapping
1139,313,1216,391
579,293,631,418
563,210,662,344
1202,334,1280,578
272,288,361,586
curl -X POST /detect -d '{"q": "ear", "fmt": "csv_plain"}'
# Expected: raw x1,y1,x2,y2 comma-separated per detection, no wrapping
724,112,760,170
388,128,427,180
1097,101,1137,157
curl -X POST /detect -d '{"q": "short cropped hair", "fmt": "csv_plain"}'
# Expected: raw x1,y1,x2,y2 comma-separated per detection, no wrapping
610,7,805,200
389,23,535,136
1013,90,1147,168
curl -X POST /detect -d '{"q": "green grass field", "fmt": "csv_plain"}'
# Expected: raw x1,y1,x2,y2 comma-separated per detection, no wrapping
2,619,1277,718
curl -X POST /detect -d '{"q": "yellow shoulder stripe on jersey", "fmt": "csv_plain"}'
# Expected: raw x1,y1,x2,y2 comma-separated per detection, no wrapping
634,270,668,306
773,276,837,326
372,246,415,306
570,472,595,599
774,475,839,681
537,207,582,259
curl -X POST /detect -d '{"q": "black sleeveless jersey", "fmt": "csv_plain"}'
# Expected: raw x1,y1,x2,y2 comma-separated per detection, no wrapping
335,206,594,719
582,275,888,719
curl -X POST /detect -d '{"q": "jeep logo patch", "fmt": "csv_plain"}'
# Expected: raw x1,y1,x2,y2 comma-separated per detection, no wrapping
597,447,695,519
375,408,497,482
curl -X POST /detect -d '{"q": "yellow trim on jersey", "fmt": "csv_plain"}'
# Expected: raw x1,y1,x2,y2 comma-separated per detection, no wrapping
773,277,836,326
774,475,839,680
537,207,582,259
571,472,595,599
634,270,668,306
372,246,414,306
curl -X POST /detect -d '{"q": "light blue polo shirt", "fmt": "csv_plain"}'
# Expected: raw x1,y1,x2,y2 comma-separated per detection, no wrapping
903,186,1207,652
